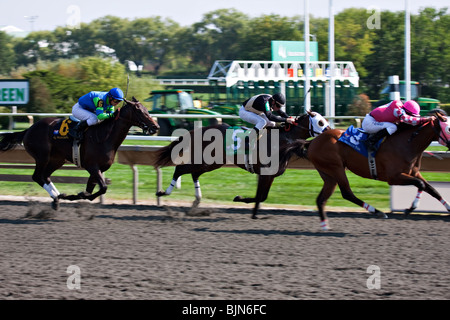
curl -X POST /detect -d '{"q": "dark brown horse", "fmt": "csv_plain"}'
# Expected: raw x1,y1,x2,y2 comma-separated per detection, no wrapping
0,97,159,209
154,111,330,218
293,110,450,230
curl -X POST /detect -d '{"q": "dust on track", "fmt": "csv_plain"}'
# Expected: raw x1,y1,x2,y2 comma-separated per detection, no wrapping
0,197,448,300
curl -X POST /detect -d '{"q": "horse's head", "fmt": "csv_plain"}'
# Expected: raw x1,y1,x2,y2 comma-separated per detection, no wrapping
303,110,330,137
121,97,159,135
434,109,450,149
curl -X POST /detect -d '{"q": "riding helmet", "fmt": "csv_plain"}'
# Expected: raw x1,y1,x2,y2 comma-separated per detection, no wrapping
403,100,420,116
272,93,286,107
108,87,124,101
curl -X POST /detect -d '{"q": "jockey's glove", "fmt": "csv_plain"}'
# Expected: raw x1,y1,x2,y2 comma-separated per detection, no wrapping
97,112,115,121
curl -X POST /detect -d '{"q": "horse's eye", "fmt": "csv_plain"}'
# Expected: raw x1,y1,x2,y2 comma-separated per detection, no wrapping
318,121,324,127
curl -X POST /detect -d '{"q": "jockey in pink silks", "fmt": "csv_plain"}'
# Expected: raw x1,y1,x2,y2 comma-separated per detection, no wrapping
362,100,434,149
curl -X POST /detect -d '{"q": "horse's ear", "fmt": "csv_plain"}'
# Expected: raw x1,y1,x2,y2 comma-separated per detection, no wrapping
132,96,138,102
437,111,447,122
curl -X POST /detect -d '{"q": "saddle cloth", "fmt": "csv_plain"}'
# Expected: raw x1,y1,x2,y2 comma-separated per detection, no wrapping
52,116,80,140
338,125,383,157
52,117,82,167
225,126,254,156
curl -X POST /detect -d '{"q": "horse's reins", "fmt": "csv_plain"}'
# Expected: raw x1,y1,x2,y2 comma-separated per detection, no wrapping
286,115,327,137
409,115,449,147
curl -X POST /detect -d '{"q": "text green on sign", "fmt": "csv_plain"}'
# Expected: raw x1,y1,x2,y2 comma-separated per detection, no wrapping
0,80,29,105
271,41,319,62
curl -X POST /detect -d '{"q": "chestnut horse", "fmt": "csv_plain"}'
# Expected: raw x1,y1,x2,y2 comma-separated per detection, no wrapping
0,97,159,210
293,110,450,230
154,111,330,218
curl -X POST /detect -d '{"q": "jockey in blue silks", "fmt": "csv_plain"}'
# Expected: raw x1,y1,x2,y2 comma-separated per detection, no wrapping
71,87,124,140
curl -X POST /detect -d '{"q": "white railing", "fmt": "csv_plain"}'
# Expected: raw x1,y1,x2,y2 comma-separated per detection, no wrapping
0,112,442,146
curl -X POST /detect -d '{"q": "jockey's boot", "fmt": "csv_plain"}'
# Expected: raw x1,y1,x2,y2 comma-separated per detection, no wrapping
365,128,389,150
72,120,88,142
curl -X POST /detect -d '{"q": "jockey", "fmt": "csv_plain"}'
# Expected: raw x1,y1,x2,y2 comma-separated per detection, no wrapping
239,93,295,140
362,100,434,149
71,87,124,140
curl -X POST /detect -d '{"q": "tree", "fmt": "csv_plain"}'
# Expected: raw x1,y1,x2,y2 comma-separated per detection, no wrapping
0,31,15,75
411,7,450,101
184,9,250,67
364,11,405,99
240,14,302,60
52,23,100,59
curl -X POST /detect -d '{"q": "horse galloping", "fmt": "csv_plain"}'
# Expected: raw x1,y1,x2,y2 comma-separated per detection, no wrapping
154,111,330,218
0,97,159,209
293,110,450,230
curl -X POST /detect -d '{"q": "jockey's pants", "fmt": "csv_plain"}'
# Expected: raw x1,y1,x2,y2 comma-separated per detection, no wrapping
362,114,398,135
72,103,99,126
239,106,275,130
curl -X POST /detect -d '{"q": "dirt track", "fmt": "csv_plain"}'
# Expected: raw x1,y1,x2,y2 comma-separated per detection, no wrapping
0,197,448,300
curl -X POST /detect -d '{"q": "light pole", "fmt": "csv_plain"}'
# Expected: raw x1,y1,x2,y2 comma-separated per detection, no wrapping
24,15,39,32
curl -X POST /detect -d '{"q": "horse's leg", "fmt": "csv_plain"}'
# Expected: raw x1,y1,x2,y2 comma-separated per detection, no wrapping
234,175,275,219
191,172,203,208
316,171,338,230
156,165,190,197
331,169,387,219
83,169,108,201
317,166,387,219
398,172,450,215
32,158,65,210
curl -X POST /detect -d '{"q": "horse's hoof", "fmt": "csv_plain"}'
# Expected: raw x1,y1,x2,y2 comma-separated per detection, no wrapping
78,191,90,199
57,193,67,200
251,214,258,219
404,207,414,216
233,196,242,202
156,191,166,197
192,199,200,208
51,200,60,211
375,210,388,219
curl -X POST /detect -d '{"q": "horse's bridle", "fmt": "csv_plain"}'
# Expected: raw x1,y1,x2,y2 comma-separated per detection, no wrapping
431,117,450,148
410,115,450,148
114,102,157,134
286,114,329,137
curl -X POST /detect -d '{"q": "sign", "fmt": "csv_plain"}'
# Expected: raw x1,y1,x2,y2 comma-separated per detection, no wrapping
271,41,319,62
0,80,29,105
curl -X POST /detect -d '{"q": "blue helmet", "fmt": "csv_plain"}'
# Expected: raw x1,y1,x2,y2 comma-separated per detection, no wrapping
108,88,124,101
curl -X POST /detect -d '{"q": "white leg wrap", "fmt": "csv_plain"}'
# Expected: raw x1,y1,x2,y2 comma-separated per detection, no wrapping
440,198,450,211
320,219,329,231
165,179,177,195
43,182,60,199
194,180,202,200
363,202,376,213
411,190,423,209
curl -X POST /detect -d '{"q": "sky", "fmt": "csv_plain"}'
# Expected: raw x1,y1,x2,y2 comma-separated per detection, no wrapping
0,0,448,32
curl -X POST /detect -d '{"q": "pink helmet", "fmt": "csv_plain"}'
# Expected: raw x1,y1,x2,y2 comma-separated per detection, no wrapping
403,100,420,116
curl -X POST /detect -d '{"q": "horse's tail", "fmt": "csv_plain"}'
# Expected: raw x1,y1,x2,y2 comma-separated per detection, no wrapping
153,136,184,167
279,139,311,165
0,130,28,151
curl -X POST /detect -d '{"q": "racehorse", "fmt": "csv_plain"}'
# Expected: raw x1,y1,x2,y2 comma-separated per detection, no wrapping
0,97,159,210
292,109,450,230
154,111,330,218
